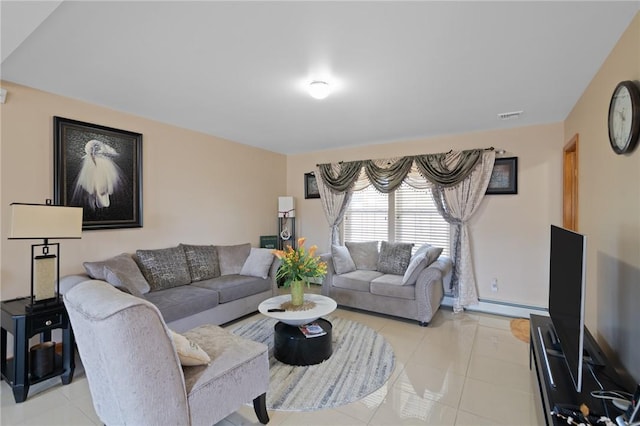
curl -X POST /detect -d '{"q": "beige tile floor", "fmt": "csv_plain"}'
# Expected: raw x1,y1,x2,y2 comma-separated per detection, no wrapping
1,306,540,425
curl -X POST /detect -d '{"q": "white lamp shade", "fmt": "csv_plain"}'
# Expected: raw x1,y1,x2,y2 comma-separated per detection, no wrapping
278,196,295,218
9,203,83,239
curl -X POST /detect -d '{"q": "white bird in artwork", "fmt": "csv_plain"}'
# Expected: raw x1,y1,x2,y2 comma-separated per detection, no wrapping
74,139,121,209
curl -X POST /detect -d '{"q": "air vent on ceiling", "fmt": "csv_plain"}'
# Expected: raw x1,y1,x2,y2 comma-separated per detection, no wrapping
497,110,523,120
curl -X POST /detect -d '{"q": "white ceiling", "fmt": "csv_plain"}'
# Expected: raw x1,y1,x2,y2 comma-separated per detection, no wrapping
1,1,638,155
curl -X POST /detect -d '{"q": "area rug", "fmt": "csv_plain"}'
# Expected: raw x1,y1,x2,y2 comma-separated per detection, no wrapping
510,318,530,343
229,316,395,411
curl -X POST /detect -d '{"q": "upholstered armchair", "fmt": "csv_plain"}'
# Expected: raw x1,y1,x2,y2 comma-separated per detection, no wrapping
64,280,270,425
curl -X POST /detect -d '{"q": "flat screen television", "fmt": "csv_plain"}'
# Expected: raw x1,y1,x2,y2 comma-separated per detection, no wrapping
548,225,587,392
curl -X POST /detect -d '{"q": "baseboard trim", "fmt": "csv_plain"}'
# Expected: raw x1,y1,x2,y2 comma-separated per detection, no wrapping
442,295,548,318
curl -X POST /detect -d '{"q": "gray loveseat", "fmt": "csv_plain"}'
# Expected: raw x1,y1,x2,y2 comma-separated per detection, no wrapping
320,241,453,326
61,243,280,332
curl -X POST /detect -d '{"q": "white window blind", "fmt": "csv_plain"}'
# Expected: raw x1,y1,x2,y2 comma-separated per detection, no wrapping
343,186,388,243
395,183,450,255
344,183,450,255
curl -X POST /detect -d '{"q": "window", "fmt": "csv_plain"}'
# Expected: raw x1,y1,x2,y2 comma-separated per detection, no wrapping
344,182,450,255
343,185,388,243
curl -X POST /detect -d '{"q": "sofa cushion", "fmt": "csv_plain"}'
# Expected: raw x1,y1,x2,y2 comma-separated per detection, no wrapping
216,243,251,276
143,285,220,323
103,266,145,298
333,270,384,292
181,244,220,282
136,246,192,291
371,274,415,300
240,248,274,279
83,253,151,294
169,330,211,366
331,245,356,274
345,241,379,270
377,241,413,275
191,275,270,303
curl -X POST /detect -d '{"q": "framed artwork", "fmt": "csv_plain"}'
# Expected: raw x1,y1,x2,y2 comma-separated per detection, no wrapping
486,157,518,195
304,172,320,199
53,117,143,230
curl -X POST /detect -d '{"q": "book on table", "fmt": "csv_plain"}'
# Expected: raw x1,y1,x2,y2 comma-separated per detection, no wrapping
299,322,326,338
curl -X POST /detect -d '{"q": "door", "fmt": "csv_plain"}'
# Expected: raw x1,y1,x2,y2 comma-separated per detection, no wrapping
563,134,579,231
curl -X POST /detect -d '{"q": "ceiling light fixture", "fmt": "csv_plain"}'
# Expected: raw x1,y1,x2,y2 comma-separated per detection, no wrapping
308,81,330,100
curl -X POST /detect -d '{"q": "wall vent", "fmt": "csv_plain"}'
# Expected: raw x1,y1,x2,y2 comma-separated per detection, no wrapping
497,110,523,120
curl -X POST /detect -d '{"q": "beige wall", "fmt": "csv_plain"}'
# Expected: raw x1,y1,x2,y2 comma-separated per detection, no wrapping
564,12,640,383
0,82,287,299
287,122,565,309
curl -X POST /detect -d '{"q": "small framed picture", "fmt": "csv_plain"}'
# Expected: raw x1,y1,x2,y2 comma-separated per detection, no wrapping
304,172,320,199
486,157,518,195
53,117,143,229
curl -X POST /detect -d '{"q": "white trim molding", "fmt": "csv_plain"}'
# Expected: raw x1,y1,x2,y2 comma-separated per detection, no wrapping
442,295,548,318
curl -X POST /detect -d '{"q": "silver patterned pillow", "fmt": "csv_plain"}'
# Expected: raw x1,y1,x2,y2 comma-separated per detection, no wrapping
135,246,191,291
180,244,219,282
377,241,413,275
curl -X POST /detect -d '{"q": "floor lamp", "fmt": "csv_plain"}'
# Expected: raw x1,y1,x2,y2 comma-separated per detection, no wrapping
8,201,83,311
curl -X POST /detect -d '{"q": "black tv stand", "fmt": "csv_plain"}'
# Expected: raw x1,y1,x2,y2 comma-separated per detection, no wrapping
547,326,561,351
545,330,606,368
530,315,631,425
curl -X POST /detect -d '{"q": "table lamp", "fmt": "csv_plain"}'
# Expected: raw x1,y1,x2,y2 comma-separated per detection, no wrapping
8,200,82,311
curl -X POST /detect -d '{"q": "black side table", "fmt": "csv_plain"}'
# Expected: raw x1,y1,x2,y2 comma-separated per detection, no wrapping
1,297,75,403
274,318,332,366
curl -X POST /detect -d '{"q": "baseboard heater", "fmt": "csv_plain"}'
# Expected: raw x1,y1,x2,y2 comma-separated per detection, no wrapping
442,295,547,318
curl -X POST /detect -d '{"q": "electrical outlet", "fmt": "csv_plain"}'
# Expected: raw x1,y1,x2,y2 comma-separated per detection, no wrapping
491,278,498,292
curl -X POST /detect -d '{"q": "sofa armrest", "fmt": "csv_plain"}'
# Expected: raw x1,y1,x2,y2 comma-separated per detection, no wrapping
413,255,453,324
427,255,453,295
319,253,335,297
59,274,92,295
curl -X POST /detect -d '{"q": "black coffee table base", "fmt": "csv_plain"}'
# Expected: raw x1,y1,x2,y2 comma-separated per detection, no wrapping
274,318,332,366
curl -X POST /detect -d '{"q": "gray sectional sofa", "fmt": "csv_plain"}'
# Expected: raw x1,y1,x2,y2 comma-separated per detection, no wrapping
320,241,453,326
60,243,280,332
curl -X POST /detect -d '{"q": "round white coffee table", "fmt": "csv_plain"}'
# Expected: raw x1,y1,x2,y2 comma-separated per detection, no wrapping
258,294,337,326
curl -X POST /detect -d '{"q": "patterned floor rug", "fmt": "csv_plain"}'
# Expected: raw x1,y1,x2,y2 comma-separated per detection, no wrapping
229,316,395,411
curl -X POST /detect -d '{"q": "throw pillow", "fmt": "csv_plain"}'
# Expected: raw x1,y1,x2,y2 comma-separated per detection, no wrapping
180,244,220,282
104,266,146,298
103,266,147,297
402,252,427,285
345,241,379,270
135,246,192,291
414,243,444,267
377,241,413,275
169,330,211,366
402,243,444,285
216,243,251,276
331,244,356,274
83,253,151,294
240,248,274,279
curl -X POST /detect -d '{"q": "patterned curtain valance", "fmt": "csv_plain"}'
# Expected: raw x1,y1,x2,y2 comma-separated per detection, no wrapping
317,148,493,194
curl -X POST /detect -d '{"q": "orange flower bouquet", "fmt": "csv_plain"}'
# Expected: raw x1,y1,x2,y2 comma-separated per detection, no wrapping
272,237,327,306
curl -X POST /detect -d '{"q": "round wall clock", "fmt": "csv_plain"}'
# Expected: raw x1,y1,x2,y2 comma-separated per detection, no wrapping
608,80,640,155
